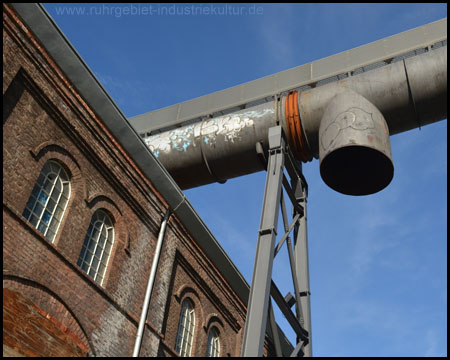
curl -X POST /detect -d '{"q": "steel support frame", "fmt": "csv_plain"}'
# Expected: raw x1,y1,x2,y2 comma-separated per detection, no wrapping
241,126,312,357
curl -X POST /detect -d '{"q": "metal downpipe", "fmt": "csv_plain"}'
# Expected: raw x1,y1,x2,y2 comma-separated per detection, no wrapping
133,210,171,357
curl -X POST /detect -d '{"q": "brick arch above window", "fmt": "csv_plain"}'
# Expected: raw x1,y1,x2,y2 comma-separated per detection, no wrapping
173,284,205,338
85,193,123,218
29,141,86,200
84,194,126,252
203,314,229,357
3,275,95,356
203,313,225,333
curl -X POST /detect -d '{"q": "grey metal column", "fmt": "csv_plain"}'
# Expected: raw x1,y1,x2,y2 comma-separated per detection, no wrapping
292,175,312,357
241,126,285,357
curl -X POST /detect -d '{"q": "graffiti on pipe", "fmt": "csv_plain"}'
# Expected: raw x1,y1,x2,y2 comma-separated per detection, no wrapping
145,108,272,157
320,108,375,151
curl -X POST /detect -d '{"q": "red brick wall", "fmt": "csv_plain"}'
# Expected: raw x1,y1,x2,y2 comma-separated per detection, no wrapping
3,277,91,353
3,288,88,357
3,3,273,357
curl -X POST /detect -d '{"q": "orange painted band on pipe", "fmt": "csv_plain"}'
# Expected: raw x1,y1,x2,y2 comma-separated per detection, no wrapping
285,92,299,158
285,91,312,162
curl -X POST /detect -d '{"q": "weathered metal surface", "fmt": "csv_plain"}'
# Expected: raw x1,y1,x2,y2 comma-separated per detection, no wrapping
144,102,277,189
404,44,448,129
319,90,394,195
130,19,447,136
241,126,285,357
141,45,446,194
299,45,447,158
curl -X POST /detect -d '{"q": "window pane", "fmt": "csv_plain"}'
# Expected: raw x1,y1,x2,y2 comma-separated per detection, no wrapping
98,263,106,278
37,221,47,234
49,218,59,233
81,262,89,272
101,226,107,240
43,179,54,193
38,191,49,204
104,216,112,227
33,202,44,217
82,234,91,248
91,257,99,271
85,223,93,237
97,234,106,249
62,183,70,197
91,227,100,242
53,178,61,193
46,198,56,213
51,188,60,202
25,194,37,211
95,246,102,259
85,250,92,263
97,275,103,285
36,173,45,186
46,229,55,242
88,239,96,252
53,205,64,221
42,211,51,225
104,239,112,255
78,246,86,263
29,214,39,227
49,162,59,174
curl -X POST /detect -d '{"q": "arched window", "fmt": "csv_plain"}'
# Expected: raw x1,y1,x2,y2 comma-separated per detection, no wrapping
175,298,195,357
206,326,220,357
77,209,114,286
22,160,71,242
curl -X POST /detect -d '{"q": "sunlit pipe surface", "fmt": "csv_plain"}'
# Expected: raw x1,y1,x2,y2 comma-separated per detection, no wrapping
144,46,446,193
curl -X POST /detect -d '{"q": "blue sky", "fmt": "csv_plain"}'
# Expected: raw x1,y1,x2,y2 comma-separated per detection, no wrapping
43,3,447,356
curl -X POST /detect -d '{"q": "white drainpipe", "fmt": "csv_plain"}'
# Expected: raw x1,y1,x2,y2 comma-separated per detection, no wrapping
133,209,171,357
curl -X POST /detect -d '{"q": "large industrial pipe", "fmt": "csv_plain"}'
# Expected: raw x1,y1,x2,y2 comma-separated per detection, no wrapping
144,46,446,195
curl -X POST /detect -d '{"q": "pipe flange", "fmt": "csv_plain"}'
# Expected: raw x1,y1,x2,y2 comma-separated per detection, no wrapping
285,91,313,162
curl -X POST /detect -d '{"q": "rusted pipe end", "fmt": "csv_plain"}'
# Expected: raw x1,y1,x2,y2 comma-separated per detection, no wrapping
285,91,313,163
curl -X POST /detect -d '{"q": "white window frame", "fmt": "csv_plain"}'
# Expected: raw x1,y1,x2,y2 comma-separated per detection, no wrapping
206,326,220,357
175,298,196,357
22,160,71,243
77,209,115,287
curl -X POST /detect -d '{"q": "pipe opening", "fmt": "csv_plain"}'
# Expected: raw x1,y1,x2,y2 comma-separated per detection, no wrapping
320,145,394,196
318,90,394,196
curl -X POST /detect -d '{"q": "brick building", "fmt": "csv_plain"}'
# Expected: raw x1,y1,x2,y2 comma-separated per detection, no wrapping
3,3,292,357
